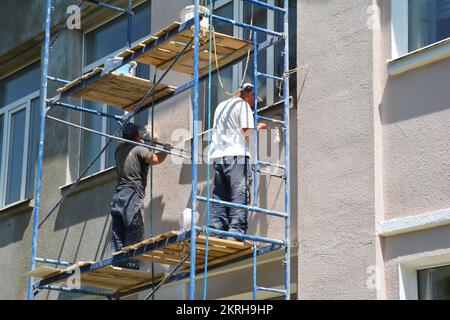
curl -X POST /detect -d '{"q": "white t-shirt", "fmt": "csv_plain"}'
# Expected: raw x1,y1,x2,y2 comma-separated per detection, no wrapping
209,97,255,159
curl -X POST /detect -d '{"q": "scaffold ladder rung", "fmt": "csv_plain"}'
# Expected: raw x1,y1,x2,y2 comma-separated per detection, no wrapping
256,287,287,294
257,72,283,82
256,115,286,126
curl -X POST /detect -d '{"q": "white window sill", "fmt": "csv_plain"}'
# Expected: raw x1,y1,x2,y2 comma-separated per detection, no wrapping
388,37,450,76
60,166,117,195
378,208,450,237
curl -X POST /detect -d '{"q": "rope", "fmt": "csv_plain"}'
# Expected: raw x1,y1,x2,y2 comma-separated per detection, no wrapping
39,35,195,229
210,4,255,97
202,0,215,300
240,4,254,88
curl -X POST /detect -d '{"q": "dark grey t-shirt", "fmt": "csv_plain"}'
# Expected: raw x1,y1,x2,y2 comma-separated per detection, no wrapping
115,142,151,199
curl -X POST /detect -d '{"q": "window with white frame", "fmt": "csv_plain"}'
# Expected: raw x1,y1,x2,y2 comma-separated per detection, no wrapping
418,264,450,300
0,61,40,208
392,0,450,58
201,0,296,129
81,1,151,176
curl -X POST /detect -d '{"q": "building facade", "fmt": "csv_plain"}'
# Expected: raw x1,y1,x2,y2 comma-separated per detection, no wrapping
0,0,449,300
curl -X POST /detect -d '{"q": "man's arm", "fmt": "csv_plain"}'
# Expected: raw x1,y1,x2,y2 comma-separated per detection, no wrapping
145,144,172,165
243,123,268,136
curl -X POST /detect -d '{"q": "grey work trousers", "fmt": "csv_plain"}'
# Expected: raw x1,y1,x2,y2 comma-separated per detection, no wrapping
210,156,252,235
110,187,144,270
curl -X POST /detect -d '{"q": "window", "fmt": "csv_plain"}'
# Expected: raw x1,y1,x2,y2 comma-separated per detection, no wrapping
409,0,450,52
418,265,450,300
392,0,450,57
81,1,151,175
0,61,40,208
201,0,296,129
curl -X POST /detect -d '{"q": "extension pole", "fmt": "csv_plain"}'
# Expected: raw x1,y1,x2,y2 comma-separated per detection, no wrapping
28,0,52,300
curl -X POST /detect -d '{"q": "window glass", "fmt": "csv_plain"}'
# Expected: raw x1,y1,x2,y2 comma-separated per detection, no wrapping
6,108,26,204
132,63,150,128
80,102,103,175
105,106,124,169
206,1,234,128
418,265,450,300
275,0,297,103
0,61,40,107
243,1,268,103
409,0,450,51
26,97,40,198
84,1,151,66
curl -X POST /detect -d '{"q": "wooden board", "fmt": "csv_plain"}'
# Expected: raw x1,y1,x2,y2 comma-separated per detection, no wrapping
27,263,163,293
111,230,256,270
57,70,176,111
116,21,252,75
79,266,163,292
28,231,264,294
26,266,63,279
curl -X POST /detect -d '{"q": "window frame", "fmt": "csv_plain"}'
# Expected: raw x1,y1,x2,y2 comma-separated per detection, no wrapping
399,253,450,300
391,0,450,59
0,90,40,208
80,0,152,174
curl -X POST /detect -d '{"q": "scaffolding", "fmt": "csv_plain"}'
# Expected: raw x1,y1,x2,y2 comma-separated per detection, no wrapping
27,0,291,300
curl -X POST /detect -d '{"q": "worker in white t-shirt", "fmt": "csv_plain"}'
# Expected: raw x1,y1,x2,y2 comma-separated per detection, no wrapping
208,83,267,239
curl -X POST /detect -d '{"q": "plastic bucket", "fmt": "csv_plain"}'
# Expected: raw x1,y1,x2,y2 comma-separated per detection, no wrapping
180,5,210,29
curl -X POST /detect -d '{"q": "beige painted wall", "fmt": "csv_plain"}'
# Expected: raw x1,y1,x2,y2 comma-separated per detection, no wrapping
377,0,450,300
297,0,377,299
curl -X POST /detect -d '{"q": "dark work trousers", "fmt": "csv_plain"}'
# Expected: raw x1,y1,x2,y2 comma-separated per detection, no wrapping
210,156,252,235
110,187,144,270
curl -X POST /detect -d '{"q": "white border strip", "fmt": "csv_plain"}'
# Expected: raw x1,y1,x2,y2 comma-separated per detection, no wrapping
379,208,450,237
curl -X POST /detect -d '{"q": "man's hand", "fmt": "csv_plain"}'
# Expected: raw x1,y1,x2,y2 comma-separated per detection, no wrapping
163,143,172,152
145,125,159,143
257,123,268,130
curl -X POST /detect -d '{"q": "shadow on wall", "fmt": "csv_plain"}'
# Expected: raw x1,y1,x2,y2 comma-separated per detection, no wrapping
178,162,209,185
381,60,450,125
0,212,32,249
145,195,178,236
54,182,116,231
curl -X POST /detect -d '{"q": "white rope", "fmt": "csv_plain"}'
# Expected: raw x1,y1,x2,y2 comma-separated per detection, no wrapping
209,4,255,97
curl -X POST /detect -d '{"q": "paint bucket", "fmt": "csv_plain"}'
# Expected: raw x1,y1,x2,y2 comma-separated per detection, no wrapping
180,5,210,29
179,208,199,232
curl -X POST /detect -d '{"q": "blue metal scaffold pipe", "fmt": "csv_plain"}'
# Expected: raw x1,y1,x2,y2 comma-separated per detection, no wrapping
86,0,130,14
240,0,286,13
252,29,259,302
35,258,73,267
283,0,291,300
189,0,201,301
127,0,132,48
253,31,259,219
53,101,123,121
28,0,52,300
210,14,283,38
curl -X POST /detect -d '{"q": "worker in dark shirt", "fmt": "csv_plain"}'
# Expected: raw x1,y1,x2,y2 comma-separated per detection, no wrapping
110,123,171,270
